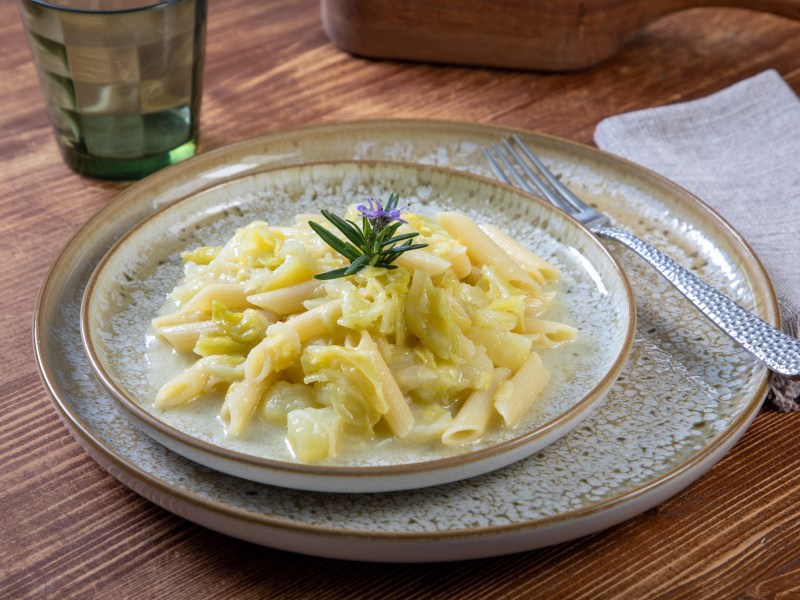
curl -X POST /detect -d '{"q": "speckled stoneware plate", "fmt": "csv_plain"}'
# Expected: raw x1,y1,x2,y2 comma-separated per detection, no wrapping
80,160,634,493
34,120,777,562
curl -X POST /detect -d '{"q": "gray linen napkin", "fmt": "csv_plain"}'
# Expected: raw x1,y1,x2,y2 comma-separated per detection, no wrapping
594,70,800,411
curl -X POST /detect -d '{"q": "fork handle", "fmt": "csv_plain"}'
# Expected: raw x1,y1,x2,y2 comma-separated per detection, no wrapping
593,226,800,378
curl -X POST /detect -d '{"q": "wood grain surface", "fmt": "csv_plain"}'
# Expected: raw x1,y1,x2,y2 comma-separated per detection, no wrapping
3,0,800,597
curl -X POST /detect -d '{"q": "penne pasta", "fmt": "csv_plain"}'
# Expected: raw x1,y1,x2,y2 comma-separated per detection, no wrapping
243,299,342,390
356,330,414,438
244,322,302,383
447,246,472,280
394,248,451,276
181,283,251,313
522,318,578,347
151,208,576,462
494,352,550,427
155,320,222,352
220,375,275,436
437,212,539,291
480,223,561,283
155,355,244,409
247,279,323,315
524,291,557,319
443,368,510,445
155,358,213,409
283,298,343,341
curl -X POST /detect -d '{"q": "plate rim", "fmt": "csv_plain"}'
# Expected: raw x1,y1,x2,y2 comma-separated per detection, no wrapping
32,118,776,552
78,158,636,487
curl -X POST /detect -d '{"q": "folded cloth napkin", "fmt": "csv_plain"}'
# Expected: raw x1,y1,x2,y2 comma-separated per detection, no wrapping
594,69,800,411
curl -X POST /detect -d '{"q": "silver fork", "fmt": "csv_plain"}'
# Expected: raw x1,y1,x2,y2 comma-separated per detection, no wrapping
484,134,800,378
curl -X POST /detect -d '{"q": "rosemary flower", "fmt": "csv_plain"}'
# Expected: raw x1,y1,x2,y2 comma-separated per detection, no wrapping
309,193,427,280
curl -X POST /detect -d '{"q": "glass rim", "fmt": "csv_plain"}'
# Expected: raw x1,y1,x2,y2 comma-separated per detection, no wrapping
23,0,192,15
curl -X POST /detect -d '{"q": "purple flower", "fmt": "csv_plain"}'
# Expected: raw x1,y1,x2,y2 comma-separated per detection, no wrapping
357,197,408,227
311,192,427,279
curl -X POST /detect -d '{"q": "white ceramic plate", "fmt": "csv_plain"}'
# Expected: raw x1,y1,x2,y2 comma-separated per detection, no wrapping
80,160,634,493
34,120,775,561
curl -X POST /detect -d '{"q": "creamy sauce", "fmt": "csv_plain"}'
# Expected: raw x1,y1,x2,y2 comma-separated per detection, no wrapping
145,293,597,467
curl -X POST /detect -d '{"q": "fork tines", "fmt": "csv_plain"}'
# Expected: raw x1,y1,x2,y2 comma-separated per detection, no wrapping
483,135,607,228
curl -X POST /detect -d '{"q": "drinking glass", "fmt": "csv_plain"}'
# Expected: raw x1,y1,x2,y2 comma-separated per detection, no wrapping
18,0,206,180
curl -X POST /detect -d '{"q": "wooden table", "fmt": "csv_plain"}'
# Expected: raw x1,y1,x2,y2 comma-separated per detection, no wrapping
4,1,800,597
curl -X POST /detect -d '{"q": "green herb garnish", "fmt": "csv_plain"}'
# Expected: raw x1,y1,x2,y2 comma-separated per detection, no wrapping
309,193,428,280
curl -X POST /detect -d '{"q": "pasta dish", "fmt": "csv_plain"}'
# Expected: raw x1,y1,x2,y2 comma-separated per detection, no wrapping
150,200,576,463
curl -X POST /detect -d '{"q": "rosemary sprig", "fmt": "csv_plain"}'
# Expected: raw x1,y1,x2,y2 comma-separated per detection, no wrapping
309,193,428,280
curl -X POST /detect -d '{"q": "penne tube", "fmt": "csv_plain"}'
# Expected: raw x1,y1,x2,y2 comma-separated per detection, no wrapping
284,298,343,341
155,358,212,409
480,224,561,283
247,279,323,315
151,309,205,331
155,356,245,410
437,212,539,291
244,323,301,383
523,318,578,347
182,283,250,313
448,246,473,280
442,368,510,445
244,299,343,383
394,248,451,276
523,291,557,318
155,320,221,353
450,250,472,279
494,351,550,427
357,330,414,438
220,376,274,436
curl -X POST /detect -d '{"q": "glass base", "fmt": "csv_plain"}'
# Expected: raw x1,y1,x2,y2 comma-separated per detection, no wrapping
59,138,198,181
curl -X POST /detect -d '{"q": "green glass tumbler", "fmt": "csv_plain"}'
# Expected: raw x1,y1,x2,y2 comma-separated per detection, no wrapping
18,0,206,180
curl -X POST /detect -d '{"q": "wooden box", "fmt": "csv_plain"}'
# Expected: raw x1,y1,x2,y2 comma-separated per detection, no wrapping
321,0,800,71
